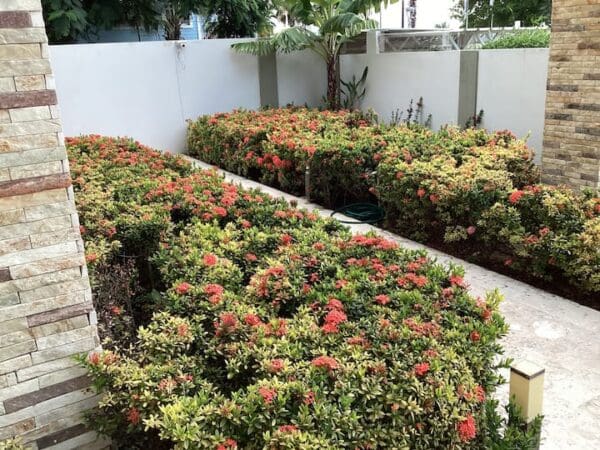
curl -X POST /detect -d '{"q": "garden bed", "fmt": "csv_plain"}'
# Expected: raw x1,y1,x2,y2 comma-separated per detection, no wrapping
66,136,541,449
187,108,600,306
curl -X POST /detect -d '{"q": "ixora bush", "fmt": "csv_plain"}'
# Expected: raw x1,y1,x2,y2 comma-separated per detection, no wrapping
187,108,600,300
65,136,539,449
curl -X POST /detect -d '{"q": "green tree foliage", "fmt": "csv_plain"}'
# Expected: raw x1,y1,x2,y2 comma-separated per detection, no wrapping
233,0,397,109
482,28,550,49
452,0,552,28
201,0,274,38
42,0,274,43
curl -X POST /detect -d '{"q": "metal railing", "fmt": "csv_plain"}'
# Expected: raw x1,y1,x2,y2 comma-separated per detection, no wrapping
378,27,548,53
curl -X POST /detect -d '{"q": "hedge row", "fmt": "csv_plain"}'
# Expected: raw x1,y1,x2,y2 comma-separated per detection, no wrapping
187,108,600,299
65,136,539,449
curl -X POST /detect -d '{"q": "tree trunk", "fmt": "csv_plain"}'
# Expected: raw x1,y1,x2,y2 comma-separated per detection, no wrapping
164,6,181,40
326,55,339,110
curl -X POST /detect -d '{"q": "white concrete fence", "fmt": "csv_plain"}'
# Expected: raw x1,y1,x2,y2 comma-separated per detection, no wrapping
50,32,549,163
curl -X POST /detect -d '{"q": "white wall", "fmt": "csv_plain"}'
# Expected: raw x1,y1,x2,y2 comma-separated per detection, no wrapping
276,50,327,107
341,51,461,130
477,48,549,163
51,39,259,153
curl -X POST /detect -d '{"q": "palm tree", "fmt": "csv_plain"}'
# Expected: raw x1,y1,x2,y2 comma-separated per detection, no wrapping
232,0,397,109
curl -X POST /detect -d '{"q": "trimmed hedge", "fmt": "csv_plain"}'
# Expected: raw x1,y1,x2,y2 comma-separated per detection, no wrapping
187,108,600,300
68,136,517,449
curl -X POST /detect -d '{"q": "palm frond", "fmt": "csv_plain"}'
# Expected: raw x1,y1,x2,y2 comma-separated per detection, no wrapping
231,27,320,55
341,0,399,14
321,13,374,35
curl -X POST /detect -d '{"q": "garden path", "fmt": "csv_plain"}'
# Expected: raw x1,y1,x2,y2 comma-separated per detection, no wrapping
187,157,600,450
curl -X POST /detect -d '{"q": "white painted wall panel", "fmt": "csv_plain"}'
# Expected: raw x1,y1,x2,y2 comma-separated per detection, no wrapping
341,50,462,130
477,48,549,164
51,39,259,153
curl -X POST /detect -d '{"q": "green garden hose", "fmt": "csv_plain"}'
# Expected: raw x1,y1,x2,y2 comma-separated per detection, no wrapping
330,203,385,224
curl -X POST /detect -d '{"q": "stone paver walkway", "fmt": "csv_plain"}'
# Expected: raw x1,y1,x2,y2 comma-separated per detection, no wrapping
188,158,600,449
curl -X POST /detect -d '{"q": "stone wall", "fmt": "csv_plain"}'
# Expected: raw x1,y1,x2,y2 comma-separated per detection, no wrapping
542,0,600,189
0,1,106,448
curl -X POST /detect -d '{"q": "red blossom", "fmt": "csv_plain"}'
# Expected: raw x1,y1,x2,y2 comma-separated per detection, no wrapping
203,253,218,266
475,385,486,402
375,294,390,305
467,226,477,235
457,414,477,442
204,283,224,296
126,407,141,425
280,234,293,245
311,356,339,371
278,425,299,433
258,387,277,404
335,279,349,289
175,282,192,295
417,188,426,198
326,298,344,310
216,438,237,450
245,253,257,262
244,314,262,326
414,362,430,377
508,190,525,204
88,352,100,365
268,359,284,373
470,331,481,342
303,391,315,405
177,323,190,337
450,275,466,288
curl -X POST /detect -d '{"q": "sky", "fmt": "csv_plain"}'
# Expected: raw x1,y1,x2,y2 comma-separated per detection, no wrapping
375,0,460,29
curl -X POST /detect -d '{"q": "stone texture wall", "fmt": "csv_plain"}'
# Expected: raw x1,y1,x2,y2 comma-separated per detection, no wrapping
542,0,600,189
0,1,106,448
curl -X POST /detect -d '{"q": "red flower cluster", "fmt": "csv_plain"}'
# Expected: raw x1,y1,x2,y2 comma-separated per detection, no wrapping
204,283,224,304
457,414,477,442
311,356,339,372
278,425,299,433
126,407,141,425
214,313,238,337
175,282,192,295
414,362,430,377
268,359,285,373
244,313,262,327
508,190,525,204
258,386,277,404
216,438,237,450
375,294,390,305
203,253,218,266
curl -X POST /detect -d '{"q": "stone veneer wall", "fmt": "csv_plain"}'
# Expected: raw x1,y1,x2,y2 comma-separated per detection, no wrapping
0,1,106,448
542,0,600,189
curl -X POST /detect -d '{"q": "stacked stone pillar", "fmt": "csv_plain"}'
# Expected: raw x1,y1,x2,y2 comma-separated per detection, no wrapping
0,0,106,448
542,0,600,190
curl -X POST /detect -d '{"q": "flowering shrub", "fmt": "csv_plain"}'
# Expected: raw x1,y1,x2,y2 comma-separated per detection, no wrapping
187,109,600,298
68,136,524,449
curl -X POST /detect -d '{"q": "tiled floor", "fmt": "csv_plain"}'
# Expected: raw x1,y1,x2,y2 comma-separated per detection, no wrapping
188,157,600,449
